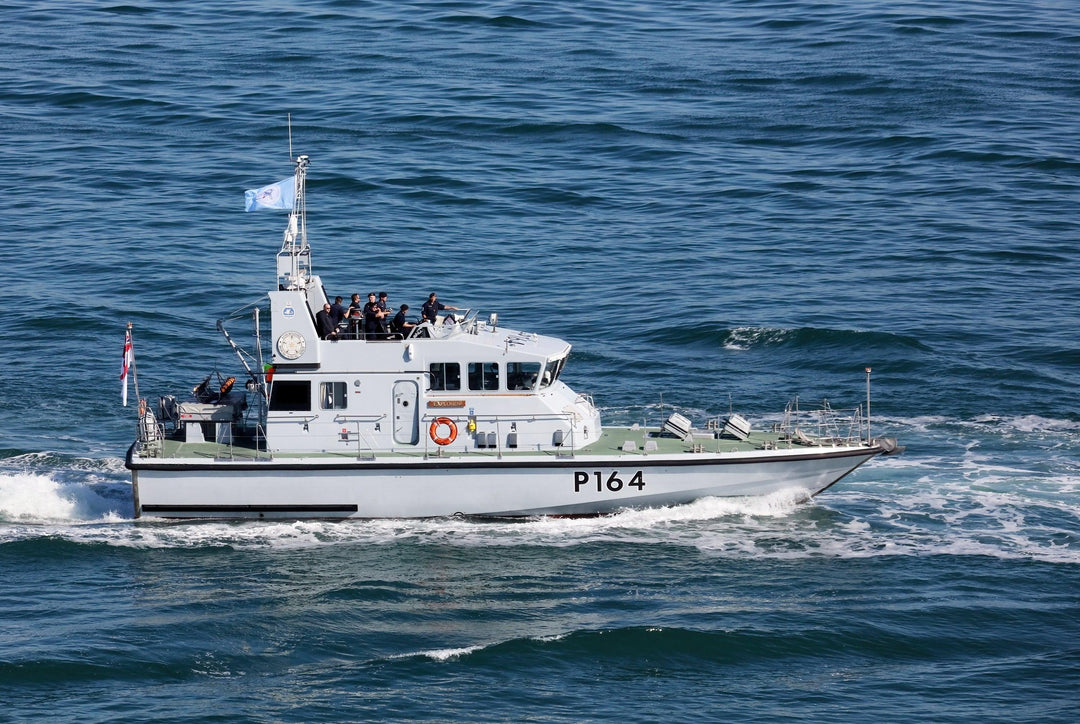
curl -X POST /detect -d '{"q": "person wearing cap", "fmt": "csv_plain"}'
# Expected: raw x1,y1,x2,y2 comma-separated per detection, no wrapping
362,292,385,340
421,292,459,324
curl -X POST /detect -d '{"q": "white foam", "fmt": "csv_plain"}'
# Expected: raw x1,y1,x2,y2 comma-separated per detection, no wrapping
533,633,568,643
876,413,1080,438
5,484,1077,564
819,476,1080,563
397,644,485,662
16,487,808,551
0,472,128,523
0,452,128,474
721,326,792,351
973,414,1080,433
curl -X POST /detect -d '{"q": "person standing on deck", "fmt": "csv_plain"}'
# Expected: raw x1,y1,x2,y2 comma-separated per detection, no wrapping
346,293,363,339
329,296,346,327
363,292,386,340
315,303,338,340
376,292,391,337
421,292,459,324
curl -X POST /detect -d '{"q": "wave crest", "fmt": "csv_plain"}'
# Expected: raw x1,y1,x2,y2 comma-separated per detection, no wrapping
719,325,929,352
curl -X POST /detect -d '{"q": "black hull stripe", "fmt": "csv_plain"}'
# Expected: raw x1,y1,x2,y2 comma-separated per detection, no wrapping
127,446,881,472
141,504,359,514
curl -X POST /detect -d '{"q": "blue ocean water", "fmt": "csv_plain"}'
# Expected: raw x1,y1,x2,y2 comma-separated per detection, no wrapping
2,1,1079,721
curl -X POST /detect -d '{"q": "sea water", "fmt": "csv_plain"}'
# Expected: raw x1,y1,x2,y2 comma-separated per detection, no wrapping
1,1,1078,721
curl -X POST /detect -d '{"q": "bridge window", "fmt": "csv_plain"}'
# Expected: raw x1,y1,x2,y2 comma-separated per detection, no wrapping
429,363,460,391
320,381,348,410
539,357,566,389
506,362,541,390
269,380,311,411
468,362,499,391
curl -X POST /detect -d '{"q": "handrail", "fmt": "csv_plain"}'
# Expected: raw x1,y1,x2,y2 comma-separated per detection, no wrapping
136,420,166,457
704,401,866,449
778,401,865,447
419,410,581,458
335,414,387,459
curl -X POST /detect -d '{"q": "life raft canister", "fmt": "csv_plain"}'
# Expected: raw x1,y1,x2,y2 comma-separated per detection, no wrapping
220,376,236,396
429,417,458,446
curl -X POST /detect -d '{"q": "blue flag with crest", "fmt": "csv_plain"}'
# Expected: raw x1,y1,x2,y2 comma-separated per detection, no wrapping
244,176,295,212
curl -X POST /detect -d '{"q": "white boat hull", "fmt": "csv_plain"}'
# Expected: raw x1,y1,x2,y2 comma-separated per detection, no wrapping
129,445,882,519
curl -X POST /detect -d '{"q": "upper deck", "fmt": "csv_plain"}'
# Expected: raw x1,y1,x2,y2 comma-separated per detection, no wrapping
267,284,572,374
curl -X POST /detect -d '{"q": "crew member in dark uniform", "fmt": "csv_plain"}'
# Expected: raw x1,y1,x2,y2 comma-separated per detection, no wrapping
392,304,415,337
362,292,385,340
376,292,391,337
315,303,338,340
421,292,459,324
347,293,363,339
329,296,346,327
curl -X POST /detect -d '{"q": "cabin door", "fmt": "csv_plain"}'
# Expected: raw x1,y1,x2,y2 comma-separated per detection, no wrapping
392,380,419,445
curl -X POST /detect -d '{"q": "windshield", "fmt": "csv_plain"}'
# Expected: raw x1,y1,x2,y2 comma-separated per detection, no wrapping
539,356,566,389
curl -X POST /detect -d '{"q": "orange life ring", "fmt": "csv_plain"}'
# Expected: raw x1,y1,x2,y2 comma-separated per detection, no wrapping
429,417,458,446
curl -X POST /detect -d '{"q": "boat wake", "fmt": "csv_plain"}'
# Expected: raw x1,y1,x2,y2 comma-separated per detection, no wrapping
0,471,1075,564
0,471,130,524
1,411,1077,563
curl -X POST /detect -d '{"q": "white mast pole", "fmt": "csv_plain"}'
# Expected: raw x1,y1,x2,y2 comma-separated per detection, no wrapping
865,367,872,444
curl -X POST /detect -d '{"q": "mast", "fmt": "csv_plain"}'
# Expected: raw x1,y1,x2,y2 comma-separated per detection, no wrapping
865,366,872,444
276,154,311,290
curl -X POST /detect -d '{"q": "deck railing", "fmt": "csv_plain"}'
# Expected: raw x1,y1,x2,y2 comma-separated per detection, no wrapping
334,414,388,460
417,411,583,459
705,400,866,450
776,399,866,447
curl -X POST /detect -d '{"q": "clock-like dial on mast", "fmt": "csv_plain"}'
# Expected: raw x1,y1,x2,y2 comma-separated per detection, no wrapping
276,331,306,360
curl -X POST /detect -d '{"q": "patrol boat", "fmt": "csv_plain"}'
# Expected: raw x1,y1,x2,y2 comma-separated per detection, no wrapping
126,155,901,519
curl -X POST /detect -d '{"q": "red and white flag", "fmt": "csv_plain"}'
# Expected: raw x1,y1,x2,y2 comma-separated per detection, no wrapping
121,329,133,406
